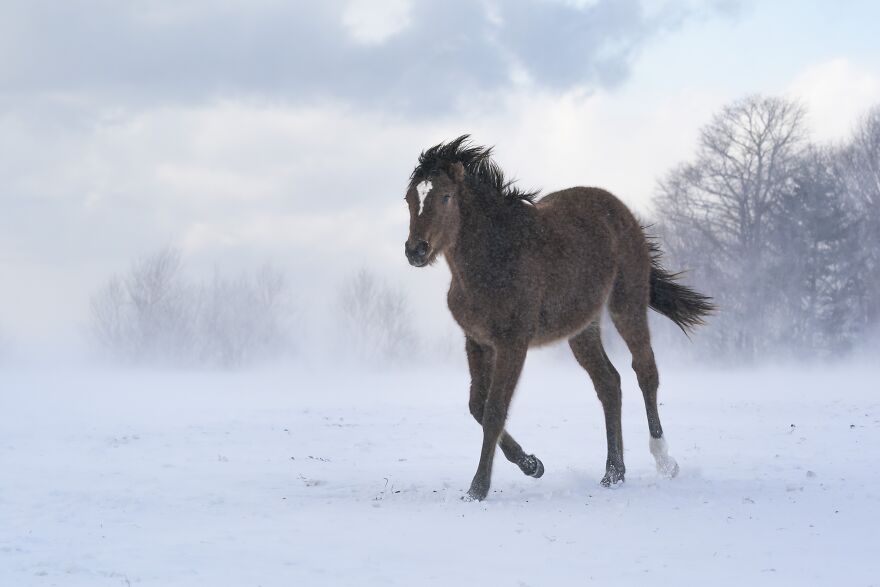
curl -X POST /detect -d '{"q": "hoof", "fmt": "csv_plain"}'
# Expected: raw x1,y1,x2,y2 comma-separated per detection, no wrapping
600,464,625,488
519,454,545,478
462,492,482,502
600,475,625,488
464,488,487,502
466,478,489,502
650,436,680,479
657,456,680,479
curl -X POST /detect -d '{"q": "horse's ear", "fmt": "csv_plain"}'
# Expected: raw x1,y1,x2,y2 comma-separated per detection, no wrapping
450,162,465,184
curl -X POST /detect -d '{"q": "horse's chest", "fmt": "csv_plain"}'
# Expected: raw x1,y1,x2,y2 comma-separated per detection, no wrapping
447,279,530,345
447,285,497,343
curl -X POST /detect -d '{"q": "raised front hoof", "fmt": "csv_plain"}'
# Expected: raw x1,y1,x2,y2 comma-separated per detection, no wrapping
518,454,545,478
600,465,625,488
656,456,680,479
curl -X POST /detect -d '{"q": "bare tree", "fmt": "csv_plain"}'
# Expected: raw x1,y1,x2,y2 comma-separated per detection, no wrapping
198,265,294,367
843,105,880,212
838,105,880,335
90,247,196,364
771,146,862,355
89,248,295,367
90,275,129,357
337,269,418,365
655,95,807,359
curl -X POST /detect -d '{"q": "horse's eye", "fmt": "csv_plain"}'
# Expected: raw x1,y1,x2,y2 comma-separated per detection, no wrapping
443,195,451,204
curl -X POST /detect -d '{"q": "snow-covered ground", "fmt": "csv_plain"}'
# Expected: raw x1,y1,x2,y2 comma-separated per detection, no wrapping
1,358,878,586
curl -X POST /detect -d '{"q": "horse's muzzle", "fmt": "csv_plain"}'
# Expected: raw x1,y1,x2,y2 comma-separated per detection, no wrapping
405,240,430,267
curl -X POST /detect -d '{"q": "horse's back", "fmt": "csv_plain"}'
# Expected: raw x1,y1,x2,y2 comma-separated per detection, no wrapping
534,186,644,253
537,186,636,227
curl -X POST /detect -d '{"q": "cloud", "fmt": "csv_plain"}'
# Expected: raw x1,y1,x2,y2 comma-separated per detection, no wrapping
342,0,413,45
0,0,723,114
0,0,745,343
788,58,880,142
0,82,730,341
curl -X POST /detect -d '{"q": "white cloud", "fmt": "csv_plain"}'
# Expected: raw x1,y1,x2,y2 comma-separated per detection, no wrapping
788,58,880,142
0,1,714,114
342,0,412,45
457,84,722,212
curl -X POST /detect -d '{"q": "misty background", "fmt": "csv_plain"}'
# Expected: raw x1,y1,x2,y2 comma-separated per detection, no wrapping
3,3,880,585
2,0,879,367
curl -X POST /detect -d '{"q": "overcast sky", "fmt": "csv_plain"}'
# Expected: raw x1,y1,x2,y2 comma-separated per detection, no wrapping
2,0,879,346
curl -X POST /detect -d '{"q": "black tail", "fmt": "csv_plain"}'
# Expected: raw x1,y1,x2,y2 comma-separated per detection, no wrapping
646,237,715,335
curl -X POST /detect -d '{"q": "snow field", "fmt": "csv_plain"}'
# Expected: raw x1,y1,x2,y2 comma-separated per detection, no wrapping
1,360,878,586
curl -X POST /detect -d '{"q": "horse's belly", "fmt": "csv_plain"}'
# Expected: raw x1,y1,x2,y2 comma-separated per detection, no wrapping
531,277,613,345
531,305,599,346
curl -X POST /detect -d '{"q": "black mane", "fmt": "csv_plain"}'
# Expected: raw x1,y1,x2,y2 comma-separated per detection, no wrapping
409,135,539,205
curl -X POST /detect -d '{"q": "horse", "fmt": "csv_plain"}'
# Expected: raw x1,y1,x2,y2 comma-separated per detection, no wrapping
403,135,714,501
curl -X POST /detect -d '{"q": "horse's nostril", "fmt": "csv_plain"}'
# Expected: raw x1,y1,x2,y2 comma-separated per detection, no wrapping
405,240,430,263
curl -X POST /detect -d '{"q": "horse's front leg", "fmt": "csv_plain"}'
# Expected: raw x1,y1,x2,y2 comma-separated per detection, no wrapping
466,337,544,479
466,341,528,501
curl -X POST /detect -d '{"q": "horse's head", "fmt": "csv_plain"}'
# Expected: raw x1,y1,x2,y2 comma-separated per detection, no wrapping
404,162,465,267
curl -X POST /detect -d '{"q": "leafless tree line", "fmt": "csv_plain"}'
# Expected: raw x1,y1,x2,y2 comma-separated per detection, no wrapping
90,247,295,367
89,248,422,368
653,95,880,360
337,269,419,365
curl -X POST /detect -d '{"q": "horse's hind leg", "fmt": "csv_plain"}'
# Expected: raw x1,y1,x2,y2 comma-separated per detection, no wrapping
466,337,544,479
569,322,625,487
609,297,680,478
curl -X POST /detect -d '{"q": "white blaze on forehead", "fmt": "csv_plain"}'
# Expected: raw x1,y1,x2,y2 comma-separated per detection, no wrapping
416,180,432,215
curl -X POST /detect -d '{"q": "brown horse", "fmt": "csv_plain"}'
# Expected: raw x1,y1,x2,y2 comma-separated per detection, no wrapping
403,136,713,501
